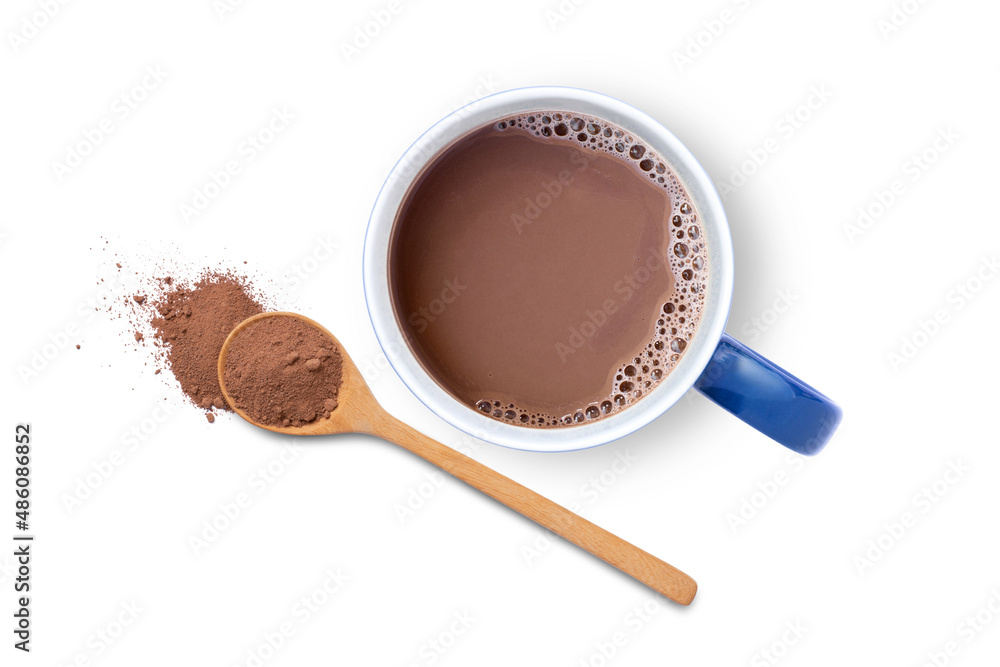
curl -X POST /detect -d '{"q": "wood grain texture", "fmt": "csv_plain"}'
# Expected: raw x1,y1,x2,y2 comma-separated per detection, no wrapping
219,312,697,605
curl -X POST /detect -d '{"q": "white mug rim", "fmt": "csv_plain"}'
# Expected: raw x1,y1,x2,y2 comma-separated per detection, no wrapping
363,86,734,452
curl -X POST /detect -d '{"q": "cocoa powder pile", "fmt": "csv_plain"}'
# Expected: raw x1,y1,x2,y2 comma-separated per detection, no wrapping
149,273,264,416
223,316,343,427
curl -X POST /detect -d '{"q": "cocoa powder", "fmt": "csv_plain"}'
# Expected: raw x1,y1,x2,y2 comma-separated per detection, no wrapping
223,316,343,427
150,274,264,413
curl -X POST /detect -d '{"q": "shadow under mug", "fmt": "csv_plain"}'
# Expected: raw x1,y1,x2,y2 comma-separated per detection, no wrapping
363,86,842,455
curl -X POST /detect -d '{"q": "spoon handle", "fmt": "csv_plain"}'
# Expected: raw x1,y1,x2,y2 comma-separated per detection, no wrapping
374,415,697,605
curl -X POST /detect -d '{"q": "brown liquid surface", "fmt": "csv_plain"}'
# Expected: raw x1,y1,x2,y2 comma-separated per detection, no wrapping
390,113,707,427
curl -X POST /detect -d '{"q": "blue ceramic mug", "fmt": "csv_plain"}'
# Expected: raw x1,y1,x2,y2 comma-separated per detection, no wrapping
363,87,842,455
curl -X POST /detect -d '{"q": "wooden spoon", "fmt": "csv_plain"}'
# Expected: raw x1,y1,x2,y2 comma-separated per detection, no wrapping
218,311,697,605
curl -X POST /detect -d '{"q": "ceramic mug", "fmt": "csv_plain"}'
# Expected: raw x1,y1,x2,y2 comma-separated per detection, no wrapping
363,86,841,454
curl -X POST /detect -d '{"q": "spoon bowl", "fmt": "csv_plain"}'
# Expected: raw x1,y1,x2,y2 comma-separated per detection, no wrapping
219,311,698,605
219,311,389,437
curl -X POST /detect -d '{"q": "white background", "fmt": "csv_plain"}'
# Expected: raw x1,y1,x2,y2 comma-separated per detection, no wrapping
2,0,999,665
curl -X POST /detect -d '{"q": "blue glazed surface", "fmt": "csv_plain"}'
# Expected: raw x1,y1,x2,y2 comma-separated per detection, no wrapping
694,334,842,455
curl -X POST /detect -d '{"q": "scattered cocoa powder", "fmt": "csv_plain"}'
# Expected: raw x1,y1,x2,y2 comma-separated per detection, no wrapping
150,274,264,414
223,316,343,427
101,248,286,422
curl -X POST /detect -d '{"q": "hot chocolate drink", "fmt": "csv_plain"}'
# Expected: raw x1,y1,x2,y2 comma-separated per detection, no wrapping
389,111,707,427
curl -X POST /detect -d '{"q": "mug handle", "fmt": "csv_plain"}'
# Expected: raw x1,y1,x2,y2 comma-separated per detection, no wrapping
693,334,842,455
